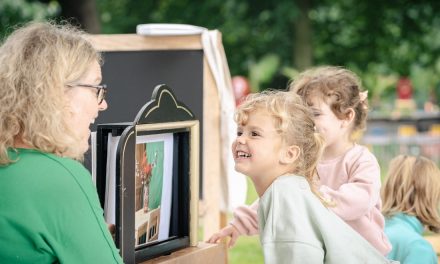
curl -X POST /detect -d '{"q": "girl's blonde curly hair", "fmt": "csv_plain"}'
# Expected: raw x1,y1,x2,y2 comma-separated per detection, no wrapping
235,90,327,204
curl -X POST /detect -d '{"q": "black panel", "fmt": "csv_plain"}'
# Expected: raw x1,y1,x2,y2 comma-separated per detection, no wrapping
86,49,204,195
94,50,203,128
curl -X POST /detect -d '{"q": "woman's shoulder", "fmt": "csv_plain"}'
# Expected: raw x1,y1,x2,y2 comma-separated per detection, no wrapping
41,152,87,172
0,149,97,216
32,150,87,174
6,148,90,185
10,148,83,168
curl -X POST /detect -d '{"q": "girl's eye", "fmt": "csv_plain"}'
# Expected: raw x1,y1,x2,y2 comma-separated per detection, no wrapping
251,131,259,137
313,112,321,117
237,131,243,136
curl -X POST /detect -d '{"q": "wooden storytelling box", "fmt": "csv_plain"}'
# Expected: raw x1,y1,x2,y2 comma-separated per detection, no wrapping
87,27,236,263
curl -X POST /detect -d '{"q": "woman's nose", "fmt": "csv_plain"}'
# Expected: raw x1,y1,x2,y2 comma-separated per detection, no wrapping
98,99,108,111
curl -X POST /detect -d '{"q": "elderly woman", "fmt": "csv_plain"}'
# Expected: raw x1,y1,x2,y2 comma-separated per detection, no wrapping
0,22,123,263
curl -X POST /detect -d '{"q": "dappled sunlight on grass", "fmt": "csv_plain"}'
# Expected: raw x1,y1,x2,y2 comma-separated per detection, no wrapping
229,177,263,263
229,236,263,264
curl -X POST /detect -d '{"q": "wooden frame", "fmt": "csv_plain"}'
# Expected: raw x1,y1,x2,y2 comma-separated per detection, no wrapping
96,85,199,263
135,120,199,247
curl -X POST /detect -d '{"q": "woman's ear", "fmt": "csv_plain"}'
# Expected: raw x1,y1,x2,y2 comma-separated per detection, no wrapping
280,145,300,164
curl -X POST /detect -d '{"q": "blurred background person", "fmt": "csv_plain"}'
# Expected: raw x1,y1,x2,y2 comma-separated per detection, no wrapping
382,155,440,264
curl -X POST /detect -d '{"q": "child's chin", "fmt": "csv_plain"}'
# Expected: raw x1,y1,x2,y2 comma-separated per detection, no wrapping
235,165,252,178
234,165,247,175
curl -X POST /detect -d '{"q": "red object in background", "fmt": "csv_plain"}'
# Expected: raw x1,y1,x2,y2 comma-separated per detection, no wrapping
397,77,413,100
231,76,251,106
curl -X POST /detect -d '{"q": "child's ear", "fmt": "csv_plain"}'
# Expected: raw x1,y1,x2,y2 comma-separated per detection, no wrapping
280,145,300,164
342,108,355,128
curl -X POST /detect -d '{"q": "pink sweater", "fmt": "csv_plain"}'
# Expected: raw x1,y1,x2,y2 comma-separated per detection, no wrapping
230,144,391,256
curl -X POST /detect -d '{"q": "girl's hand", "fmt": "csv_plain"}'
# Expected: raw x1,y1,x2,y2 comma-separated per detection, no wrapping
206,224,240,248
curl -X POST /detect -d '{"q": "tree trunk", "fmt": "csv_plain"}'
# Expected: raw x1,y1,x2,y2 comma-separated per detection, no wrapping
294,0,313,71
58,0,101,33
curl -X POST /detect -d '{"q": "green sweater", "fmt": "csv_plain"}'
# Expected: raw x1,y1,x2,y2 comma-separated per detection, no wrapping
0,148,123,264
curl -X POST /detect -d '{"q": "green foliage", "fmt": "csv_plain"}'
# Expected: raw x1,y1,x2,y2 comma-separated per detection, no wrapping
312,0,440,73
96,0,440,100
410,63,440,107
311,0,440,105
2,0,439,104
249,54,280,92
97,0,298,89
351,63,398,111
0,0,59,39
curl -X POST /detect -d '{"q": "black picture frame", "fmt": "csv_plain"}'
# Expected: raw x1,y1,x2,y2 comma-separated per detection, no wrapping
96,84,199,263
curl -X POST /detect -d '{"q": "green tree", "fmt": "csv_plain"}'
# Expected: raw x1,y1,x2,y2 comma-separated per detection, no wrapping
97,0,300,89
56,0,101,33
311,0,440,103
0,0,59,38
3,0,440,102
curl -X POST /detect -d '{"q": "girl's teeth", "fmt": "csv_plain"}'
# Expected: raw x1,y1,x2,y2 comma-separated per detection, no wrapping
238,151,250,158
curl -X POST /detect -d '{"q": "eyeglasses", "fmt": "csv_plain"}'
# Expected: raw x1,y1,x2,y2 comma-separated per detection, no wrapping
66,83,107,104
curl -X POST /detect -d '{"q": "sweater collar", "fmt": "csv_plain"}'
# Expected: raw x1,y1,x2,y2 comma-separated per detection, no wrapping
394,213,424,234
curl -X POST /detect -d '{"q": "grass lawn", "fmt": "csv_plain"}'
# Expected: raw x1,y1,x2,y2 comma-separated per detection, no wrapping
228,178,264,264
229,235,263,264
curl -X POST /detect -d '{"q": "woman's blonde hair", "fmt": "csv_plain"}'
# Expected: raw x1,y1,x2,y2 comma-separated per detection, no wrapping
235,90,327,203
382,155,440,232
289,66,368,140
0,21,101,164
